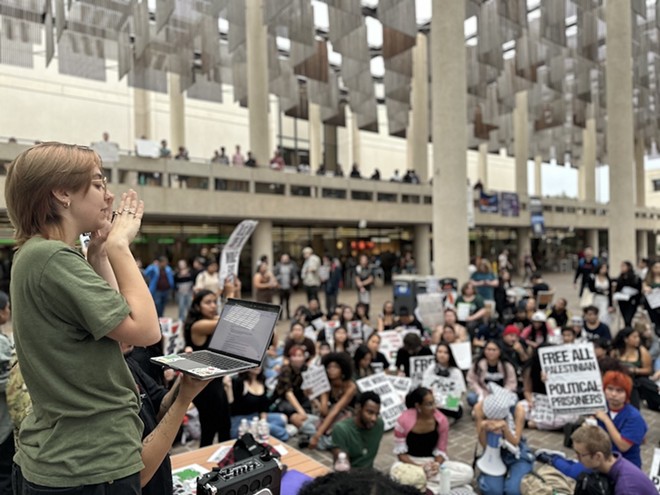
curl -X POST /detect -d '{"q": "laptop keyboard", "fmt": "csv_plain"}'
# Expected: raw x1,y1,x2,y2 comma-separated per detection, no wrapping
190,351,249,370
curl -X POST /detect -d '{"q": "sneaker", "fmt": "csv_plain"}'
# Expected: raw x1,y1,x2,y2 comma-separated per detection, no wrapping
285,424,299,438
535,448,566,464
298,434,310,449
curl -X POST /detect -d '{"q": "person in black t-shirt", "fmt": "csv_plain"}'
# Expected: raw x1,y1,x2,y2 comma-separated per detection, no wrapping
395,333,433,377
582,305,612,344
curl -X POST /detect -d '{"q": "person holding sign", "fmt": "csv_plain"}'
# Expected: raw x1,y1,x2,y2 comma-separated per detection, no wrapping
396,333,433,377
456,282,489,332
391,387,474,493
377,301,399,332
353,345,375,380
422,343,467,421
467,340,517,406
273,345,312,430
365,333,390,372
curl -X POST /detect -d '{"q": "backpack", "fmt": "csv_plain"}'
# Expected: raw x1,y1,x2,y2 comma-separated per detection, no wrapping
574,471,613,495
520,465,576,495
6,358,32,434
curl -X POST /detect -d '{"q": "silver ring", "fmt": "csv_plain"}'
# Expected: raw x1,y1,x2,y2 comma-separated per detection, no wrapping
123,207,130,212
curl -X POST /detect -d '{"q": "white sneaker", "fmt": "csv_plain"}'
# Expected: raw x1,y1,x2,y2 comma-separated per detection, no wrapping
285,424,299,438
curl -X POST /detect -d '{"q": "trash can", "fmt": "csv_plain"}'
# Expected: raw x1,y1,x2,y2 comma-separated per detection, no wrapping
393,275,437,314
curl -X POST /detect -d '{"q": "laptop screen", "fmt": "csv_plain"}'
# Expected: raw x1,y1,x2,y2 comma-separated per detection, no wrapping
207,299,280,363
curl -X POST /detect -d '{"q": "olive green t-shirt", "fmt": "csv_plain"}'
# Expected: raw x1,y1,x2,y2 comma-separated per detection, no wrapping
10,237,143,487
331,417,384,468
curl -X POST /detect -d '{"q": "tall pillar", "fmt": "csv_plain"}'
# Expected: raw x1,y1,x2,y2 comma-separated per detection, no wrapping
534,155,542,197
168,73,185,152
578,164,586,201
587,229,599,256
583,117,596,202
637,230,648,260
309,103,322,171
409,32,429,182
432,0,468,281
351,113,361,168
251,220,273,297
478,143,488,188
414,225,431,276
513,91,529,197
606,0,635,271
648,232,657,257
133,88,152,139
517,228,531,274
324,124,338,172
635,138,645,207
246,0,270,166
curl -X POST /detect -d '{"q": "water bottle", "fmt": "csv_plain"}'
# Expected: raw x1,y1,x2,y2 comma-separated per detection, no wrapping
334,452,351,472
257,419,270,443
250,416,259,437
439,464,451,495
237,418,250,438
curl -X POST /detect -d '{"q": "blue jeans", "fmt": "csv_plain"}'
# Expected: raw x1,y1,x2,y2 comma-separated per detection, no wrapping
478,440,534,495
177,291,192,322
230,413,289,442
153,290,170,317
467,391,480,407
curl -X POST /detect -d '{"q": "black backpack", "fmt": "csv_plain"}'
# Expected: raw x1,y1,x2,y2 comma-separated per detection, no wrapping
574,471,614,495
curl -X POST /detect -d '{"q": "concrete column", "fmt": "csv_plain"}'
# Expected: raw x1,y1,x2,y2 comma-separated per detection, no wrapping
635,138,645,207
587,229,599,256
648,232,657,257
309,103,322,171
583,118,596,203
513,91,529,197
431,0,469,281
409,32,429,182
414,225,431,276
246,0,270,166
606,0,636,272
251,220,273,297
133,88,152,139
577,164,586,201
351,113,361,168
637,230,648,260
168,73,185,152
324,124,338,172
478,143,488,188
517,228,531,273
534,155,542,197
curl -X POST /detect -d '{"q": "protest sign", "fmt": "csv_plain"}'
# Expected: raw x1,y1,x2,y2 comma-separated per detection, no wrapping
416,293,444,330
646,289,660,310
219,220,258,286
311,317,326,331
456,303,471,322
371,362,385,374
323,320,340,348
160,318,185,356
362,325,374,341
538,343,606,415
529,393,555,425
91,140,120,163
357,373,406,430
422,369,465,411
134,138,160,158
388,375,412,399
449,341,472,370
379,330,404,369
649,448,660,493
304,325,317,342
347,321,363,342
301,366,331,400
410,355,436,389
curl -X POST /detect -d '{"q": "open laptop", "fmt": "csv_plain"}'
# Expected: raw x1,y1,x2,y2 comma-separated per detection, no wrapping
150,298,281,380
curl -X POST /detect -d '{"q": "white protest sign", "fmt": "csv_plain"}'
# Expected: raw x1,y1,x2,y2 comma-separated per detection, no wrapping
388,375,412,399
449,341,472,370
649,448,660,493
371,362,385,374
357,372,405,430
529,393,555,425
160,318,185,355
347,321,363,341
416,293,445,330
323,320,340,348
134,138,160,158
219,220,258,287
91,140,120,163
311,317,326,331
538,343,606,415
647,289,660,310
410,355,436,388
304,326,317,342
456,303,471,322
301,366,331,400
422,369,465,411
379,330,404,369
362,325,374,341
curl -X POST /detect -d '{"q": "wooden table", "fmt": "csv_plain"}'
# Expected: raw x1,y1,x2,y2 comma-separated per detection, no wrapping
171,438,330,479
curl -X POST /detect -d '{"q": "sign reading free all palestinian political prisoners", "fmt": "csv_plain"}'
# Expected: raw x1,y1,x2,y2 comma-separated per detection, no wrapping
357,372,406,431
538,343,606,415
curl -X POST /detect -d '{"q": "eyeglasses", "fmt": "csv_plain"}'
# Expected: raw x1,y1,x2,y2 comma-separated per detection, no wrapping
574,450,594,460
91,176,108,192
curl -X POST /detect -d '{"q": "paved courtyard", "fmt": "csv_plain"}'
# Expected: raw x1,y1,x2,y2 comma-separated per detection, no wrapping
169,271,660,476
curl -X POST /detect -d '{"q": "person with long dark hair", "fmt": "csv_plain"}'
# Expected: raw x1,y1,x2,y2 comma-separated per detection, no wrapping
353,344,374,380
614,261,642,327
466,339,517,406
273,345,312,430
589,263,614,327
422,343,466,421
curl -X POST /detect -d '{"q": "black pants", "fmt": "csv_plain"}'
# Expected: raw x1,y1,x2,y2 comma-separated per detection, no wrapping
618,301,637,327
630,376,660,411
279,289,291,319
644,300,660,337
193,379,231,447
12,465,140,495
0,432,13,495
304,285,319,303
325,293,338,317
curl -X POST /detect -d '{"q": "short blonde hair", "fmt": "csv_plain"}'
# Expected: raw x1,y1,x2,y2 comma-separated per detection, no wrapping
5,142,101,247
571,424,612,458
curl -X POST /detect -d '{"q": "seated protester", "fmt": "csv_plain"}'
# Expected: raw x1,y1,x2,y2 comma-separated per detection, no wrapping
396,333,433,377
548,371,647,477
303,352,357,450
500,325,530,377
609,327,660,411
474,383,534,495
391,387,474,493
520,344,579,431
312,341,332,367
397,306,425,334
466,339,517,406
431,323,460,346
340,305,357,328
332,326,352,355
292,304,312,326
378,300,399,332
511,299,534,330
331,391,385,469
273,345,312,430
547,298,570,329
224,367,289,441
568,315,587,343
442,308,469,342
530,273,550,304
569,424,657,495
422,343,467,421
455,281,488,333
263,333,283,391
353,344,375,380
520,311,554,349
355,302,371,327
473,309,503,350
365,332,390,373
123,344,209,494
583,305,612,344
561,326,578,344
283,321,316,363
306,299,325,324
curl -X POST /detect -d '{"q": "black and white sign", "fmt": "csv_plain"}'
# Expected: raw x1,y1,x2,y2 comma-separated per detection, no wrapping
357,372,406,430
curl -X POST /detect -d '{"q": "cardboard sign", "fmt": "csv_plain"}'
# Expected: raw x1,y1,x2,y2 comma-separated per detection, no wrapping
219,220,258,287
529,393,555,424
423,370,464,412
416,292,444,330
357,372,405,430
379,330,404,370
301,365,331,400
409,355,436,388
538,343,606,415
388,375,412,399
